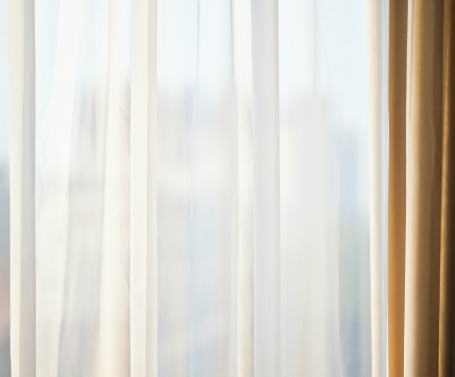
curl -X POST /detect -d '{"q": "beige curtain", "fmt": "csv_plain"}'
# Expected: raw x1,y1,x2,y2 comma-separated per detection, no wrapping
387,0,455,376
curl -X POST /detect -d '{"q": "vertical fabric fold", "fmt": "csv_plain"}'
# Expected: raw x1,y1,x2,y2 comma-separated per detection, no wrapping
97,0,131,376
8,0,36,376
251,1,280,376
386,0,455,374
35,1,103,375
130,0,157,376
367,0,388,376
146,2,158,376
232,0,254,375
439,0,455,375
403,0,443,376
387,1,407,376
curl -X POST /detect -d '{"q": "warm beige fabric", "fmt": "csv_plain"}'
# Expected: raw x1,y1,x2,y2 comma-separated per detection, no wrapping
388,1,407,376
439,0,455,375
404,0,443,374
388,0,455,376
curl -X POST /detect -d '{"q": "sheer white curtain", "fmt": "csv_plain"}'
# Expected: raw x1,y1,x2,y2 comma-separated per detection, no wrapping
0,0,10,374
367,0,389,376
3,0,380,376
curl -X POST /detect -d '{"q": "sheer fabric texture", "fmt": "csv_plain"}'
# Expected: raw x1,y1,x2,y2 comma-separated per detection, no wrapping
0,0,10,374
2,0,374,376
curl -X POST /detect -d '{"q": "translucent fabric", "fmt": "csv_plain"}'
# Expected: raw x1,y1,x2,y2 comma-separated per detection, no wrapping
280,1,375,376
367,0,389,376
5,0,379,376
0,0,11,375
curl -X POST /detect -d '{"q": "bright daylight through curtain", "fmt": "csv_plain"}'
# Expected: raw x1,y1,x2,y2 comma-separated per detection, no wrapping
0,0,378,376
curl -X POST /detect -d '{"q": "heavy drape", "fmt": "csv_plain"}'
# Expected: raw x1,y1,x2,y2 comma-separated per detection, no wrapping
439,1,455,373
3,0,371,376
387,0,407,376
387,0,455,376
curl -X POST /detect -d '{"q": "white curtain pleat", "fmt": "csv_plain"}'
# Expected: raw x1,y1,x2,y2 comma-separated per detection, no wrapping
0,0,10,372
8,0,36,376
155,0,193,373
367,0,389,376
98,0,131,376
130,0,157,376
35,0,115,375
232,0,253,376
6,0,375,376
251,1,281,377
35,0,81,374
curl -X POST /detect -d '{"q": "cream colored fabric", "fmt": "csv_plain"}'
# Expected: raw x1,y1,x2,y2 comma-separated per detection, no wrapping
8,0,36,376
130,0,157,376
251,0,280,376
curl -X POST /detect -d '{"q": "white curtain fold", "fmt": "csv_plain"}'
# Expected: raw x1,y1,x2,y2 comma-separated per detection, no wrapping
367,0,389,376
98,0,132,376
130,0,157,376
5,0,375,376
0,0,10,371
8,0,36,376
251,1,280,376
